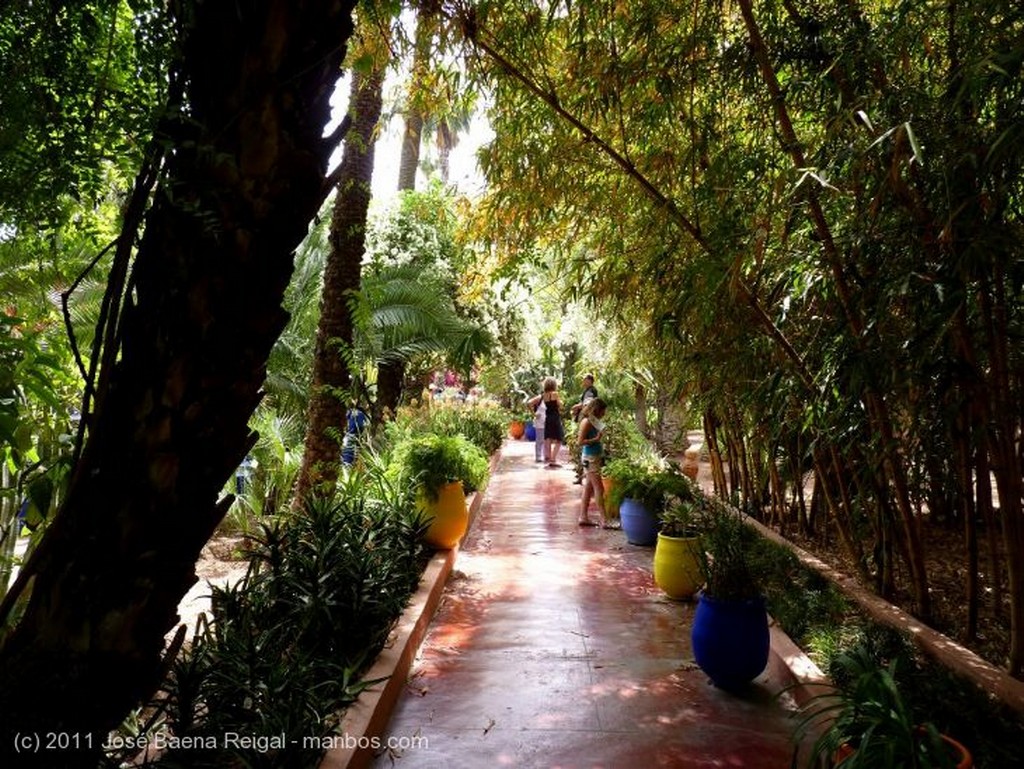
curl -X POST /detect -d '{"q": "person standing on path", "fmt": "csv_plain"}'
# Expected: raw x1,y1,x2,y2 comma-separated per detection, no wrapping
577,398,612,527
527,388,547,463
569,373,599,422
540,376,564,466
570,374,599,484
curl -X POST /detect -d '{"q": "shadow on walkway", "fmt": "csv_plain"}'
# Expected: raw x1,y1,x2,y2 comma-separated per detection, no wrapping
372,439,809,768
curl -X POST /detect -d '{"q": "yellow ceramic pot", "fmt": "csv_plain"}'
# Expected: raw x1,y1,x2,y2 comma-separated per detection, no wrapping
653,532,703,600
420,480,469,549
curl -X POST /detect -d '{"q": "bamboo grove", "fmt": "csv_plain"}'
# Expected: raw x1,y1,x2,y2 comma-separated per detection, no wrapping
459,0,1024,674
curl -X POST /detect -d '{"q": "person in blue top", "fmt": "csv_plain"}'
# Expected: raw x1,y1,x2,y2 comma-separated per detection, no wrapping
570,373,599,484
342,403,369,466
576,398,614,528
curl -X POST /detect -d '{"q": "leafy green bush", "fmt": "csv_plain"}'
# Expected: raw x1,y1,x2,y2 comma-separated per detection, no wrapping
422,403,508,456
697,503,762,602
220,406,304,534
389,432,489,502
134,475,428,768
599,410,650,464
799,624,1024,769
602,460,693,514
388,401,509,457
796,642,961,769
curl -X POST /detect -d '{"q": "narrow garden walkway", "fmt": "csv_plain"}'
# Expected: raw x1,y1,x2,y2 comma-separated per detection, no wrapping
371,438,812,768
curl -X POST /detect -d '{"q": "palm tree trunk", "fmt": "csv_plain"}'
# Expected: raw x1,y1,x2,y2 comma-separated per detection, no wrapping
376,4,437,417
396,4,434,190
398,112,424,191
0,3,356,764
374,358,406,423
294,64,385,503
634,382,649,436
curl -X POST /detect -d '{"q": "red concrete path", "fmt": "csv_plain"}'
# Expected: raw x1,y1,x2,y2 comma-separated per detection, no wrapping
371,439,810,768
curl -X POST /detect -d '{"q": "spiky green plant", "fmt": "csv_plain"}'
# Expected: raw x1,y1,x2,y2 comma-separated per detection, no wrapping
139,474,428,768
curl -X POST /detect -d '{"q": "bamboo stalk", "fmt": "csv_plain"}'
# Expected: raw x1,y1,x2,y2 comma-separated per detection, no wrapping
736,0,931,619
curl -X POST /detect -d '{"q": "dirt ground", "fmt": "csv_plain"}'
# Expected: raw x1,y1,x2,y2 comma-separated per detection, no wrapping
682,432,1012,672
784,516,1011,670
174,536,250,637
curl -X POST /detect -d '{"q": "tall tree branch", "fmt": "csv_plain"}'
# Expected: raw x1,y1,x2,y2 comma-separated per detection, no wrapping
461,11,816,391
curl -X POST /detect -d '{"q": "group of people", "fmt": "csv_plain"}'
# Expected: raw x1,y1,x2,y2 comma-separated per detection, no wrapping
527,374,614,529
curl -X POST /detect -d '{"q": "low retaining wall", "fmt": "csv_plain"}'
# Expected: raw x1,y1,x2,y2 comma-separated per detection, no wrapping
745,515,1024,719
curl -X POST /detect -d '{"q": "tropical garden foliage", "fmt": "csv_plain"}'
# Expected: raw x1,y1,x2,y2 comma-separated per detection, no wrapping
2,0,1024,764
98,394,498,766
461,0,1024,676
1,1,362,763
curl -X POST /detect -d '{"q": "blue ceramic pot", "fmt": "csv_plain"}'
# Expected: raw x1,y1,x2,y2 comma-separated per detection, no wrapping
691,592,769,690
524,423,536,442
619,497,659,546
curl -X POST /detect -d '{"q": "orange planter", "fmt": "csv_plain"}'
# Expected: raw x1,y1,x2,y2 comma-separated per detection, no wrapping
509,420,525,439
601,476,618,516
835,731,972,768
682,444,700,481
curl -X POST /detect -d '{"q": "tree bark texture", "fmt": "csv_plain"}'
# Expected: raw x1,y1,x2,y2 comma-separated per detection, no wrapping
396,3,433,192
397,110,424,192
375,7,433,419
0,2,357,764
294,65,385,503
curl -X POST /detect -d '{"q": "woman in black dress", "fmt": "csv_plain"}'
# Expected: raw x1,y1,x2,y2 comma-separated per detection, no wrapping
540,376,564,466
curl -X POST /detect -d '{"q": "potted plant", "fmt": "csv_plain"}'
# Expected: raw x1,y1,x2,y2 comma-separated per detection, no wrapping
604,461,692,546
690,504,770,689
397,433,489,549
598,458,626,518
796,644,972,768
653,500,704,600
598,418,662,513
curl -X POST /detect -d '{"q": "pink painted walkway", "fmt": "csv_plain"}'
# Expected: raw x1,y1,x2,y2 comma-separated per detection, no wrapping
371,439,810,768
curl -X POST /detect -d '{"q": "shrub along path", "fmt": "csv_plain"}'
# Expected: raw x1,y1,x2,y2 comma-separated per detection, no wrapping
371,438,813,768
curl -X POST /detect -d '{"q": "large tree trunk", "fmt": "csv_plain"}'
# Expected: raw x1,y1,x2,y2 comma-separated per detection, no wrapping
0,2,356,765
376,4,435,418
396,4,433,191
294,65,385,502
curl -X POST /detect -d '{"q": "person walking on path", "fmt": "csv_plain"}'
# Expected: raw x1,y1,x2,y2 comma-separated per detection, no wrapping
538,376,564,466
577,398,613,527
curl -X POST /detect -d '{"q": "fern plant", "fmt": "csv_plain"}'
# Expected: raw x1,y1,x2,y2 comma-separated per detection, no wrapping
391,433,489,503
